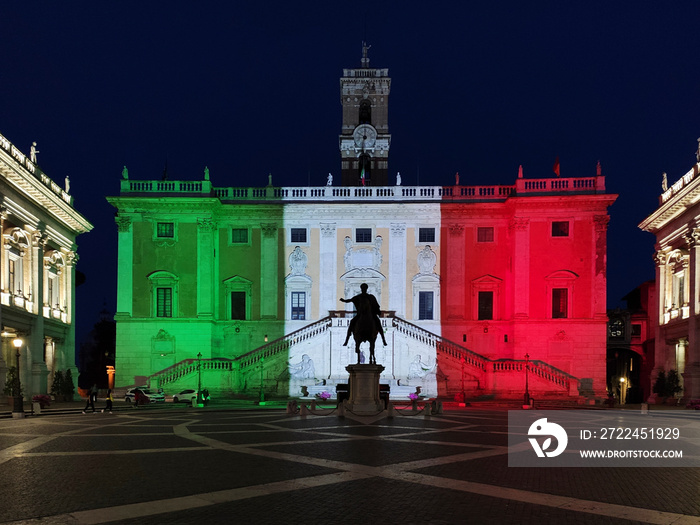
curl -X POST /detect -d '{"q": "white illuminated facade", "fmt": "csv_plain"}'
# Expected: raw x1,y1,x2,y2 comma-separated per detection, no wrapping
640,147,700,403
0,131,93,399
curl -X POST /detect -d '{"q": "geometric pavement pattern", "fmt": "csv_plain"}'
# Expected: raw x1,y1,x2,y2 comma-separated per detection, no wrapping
0,408,698,525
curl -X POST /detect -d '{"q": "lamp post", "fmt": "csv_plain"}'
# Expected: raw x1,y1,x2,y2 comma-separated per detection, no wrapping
12,337,23,416
524,353,530,407
259,335,268,405
196,352,202,406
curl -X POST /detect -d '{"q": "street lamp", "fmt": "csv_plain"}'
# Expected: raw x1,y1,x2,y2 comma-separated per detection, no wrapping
524,353,530,407
12,337,23,416
196,352,202,406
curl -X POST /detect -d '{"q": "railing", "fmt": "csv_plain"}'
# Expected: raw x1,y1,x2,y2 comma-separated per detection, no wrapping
234,316,333,371
392,317,489,372
122,176,606,202
149,357,234,389
392,317,574,390
491,359,574,390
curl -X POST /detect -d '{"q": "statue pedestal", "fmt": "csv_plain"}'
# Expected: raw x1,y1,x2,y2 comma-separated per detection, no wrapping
345,364,385,415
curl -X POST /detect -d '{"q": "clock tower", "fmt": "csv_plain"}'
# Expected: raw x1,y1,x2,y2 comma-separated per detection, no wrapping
339,42,391,186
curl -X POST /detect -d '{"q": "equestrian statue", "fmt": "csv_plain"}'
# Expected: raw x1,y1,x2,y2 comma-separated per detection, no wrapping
340,283,387,365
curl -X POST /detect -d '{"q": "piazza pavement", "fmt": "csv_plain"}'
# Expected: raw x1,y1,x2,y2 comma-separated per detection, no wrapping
0,400,698,525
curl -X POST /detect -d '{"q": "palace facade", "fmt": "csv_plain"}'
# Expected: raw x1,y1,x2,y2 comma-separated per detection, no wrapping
108,48,616,401
0,131,93,398
639,144,700,403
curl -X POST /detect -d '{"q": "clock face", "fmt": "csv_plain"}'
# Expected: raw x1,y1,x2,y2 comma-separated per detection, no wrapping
608,319,624,338
353,124,377,148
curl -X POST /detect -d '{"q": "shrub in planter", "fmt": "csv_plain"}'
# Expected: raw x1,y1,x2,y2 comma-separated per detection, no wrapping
32,394,51,409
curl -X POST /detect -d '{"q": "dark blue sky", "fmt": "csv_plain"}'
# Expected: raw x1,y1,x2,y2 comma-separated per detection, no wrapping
3,2,700,345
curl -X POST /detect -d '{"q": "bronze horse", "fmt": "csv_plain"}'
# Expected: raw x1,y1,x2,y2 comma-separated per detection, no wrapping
348,298,379,364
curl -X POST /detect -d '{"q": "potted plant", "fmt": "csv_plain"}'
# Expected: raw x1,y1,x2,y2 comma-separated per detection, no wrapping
3,366,24,406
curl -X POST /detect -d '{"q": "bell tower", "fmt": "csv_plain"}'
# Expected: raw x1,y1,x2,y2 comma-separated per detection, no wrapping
339,42,391,187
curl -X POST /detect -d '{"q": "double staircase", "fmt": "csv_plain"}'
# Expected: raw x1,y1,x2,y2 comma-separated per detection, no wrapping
148,314,579,400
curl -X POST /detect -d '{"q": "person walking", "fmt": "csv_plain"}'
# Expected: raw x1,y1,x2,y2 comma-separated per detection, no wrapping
83,384,98,413
101,389,113,413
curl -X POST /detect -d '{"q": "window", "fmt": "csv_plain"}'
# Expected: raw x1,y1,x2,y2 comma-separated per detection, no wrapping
48,273,59,307
356,228,372,243
156,287,173,317
291,291,306,320
149,271,179,318
478,291,493,320
8,258,16,294
552,288,568,318
157,222,174,238
231,228,248,244
418,291,434,320
291,228,307,243
631,324,642,337
477,227,494,243
552,221,570,237
418,228,435,243
231,291,246,320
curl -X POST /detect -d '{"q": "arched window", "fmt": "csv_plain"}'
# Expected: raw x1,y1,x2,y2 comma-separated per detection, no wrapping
359,99,371,124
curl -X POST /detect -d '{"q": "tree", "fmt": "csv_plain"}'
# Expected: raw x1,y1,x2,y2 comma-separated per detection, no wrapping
3,367,23,397
62,369,75,400
51,370,64,399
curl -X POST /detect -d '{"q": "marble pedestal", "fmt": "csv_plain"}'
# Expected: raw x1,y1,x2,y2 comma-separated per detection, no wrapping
345,364,385,415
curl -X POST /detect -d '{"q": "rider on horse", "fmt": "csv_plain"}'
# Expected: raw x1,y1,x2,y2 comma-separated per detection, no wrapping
340,283,388,347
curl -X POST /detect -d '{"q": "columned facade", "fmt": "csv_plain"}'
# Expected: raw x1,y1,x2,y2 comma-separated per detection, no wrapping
0,131,92,400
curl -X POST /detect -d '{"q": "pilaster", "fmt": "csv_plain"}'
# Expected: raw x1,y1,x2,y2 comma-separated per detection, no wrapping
319,223,337,316
197,218,216,319
446,223,465,319
510,217,530,318
115,215,133,317
389,223,406,316
260,223,278,319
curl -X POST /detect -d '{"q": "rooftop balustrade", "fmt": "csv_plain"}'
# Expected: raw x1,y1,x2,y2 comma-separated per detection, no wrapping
120,175,606,202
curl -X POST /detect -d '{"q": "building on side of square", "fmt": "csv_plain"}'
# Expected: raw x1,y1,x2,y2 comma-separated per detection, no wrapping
107,46,616,402
639,144,700,404
0,132,93,399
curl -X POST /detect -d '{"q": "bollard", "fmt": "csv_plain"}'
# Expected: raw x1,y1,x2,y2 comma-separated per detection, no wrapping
338,401,345,418
641,403,649,414
424,402,432,417
387,402,395,418
300,403,309,417
310,399,316,410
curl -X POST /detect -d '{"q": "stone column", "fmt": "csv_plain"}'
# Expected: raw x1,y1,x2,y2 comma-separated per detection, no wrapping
319,223,337,316
260,223,278,319
389,223,406,317
683,229,700,401
115,215,133,317
197,218,216,319
29,230,47,394
510,217,530,318
650,249,667,401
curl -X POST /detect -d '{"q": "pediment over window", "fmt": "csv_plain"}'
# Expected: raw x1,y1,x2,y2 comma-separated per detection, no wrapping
546,270,578,281
222,275,253,286
148,270,179,285
471,274,502,286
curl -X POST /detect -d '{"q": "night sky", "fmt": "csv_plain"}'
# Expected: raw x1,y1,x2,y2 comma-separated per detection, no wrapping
3,2,700,347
